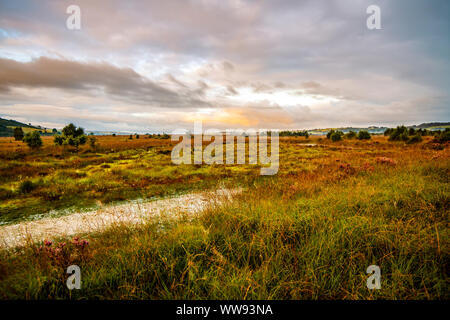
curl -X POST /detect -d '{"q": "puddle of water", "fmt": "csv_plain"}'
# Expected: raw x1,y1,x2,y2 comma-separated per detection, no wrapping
0,188,241,249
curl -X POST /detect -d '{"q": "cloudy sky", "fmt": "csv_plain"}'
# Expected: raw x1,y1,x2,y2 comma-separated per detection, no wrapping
0,0,449,132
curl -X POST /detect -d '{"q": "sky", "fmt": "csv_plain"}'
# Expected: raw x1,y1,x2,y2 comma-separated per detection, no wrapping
0,0,449,132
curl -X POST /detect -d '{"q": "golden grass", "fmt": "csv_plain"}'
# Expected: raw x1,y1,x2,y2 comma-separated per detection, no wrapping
0,134,448,299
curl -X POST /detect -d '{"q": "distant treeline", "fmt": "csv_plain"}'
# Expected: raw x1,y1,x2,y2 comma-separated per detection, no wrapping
411,122,450,129
384,126,449,143
279,130,309,138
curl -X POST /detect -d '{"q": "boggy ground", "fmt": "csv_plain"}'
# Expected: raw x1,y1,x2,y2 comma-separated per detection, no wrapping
0,134,448,299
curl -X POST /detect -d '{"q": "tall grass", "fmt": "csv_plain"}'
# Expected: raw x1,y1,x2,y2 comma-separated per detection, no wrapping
0,137,448,299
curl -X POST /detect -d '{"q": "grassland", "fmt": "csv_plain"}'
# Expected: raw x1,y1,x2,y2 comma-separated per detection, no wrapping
0,134,448,299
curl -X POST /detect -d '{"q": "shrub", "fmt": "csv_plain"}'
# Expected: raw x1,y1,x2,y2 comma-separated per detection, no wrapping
19,180,35,194
326,130,335,139
0,188,14,200
23,131,43,149
417,128,430,136
330,132,343,142
388,126,408,141
54,123,87,149
399,132,409,141
407,134,423,144
327,130,343,141
54,135,64,145
344,131,357,139
89,136,97,149
433,129,450,143
357,130,371,140
13,127,24,141
62,123,84,137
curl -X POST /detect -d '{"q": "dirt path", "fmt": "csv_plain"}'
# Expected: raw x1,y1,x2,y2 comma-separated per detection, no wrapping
0,188,239,249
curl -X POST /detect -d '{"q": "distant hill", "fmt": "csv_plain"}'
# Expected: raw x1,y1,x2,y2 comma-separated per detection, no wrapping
307,122,450,135
0,117,55,137
411,122,450,129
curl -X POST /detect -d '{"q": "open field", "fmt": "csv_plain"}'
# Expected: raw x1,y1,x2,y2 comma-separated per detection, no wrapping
0,135,448,299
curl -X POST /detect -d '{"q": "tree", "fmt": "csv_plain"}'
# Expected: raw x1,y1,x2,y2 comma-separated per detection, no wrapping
330,132,343,142
388,126,409,141
23,131,43,149
62,123,84,137
327,130,343,141
357,130,371,140
52,128,58,134
13,127,24,141
384,128,393,136
54,123,87,150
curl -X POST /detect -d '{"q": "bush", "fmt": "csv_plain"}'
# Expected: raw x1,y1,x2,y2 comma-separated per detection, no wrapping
89,136,97,149
0,188,14,200
23,131,43,149
416,128,431,136
388,126,409,141
344,131,357,139
330,132,343,142
399,132,409,141
433,129,450,143
19,180,35,194
54,123,87,149
407,134,423,144
62,123,84,137
13,127,24,141
54,135,64,145
357,130,371,140
326,130,334,139
327,130,343,141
